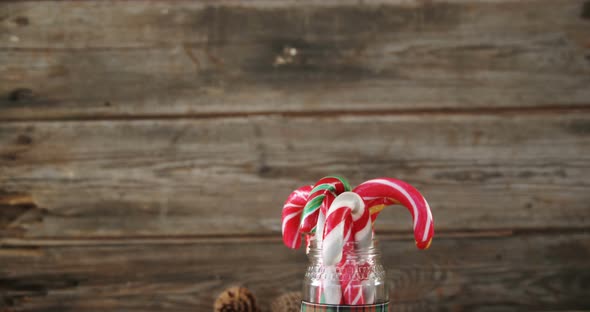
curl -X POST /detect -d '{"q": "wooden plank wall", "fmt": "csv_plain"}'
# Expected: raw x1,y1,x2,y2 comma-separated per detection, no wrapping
1,1,589,311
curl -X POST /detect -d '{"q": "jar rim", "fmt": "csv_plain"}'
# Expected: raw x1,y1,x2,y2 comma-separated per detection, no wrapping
306,236,380,258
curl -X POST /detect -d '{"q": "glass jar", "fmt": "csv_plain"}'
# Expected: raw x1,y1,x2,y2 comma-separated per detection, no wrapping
302,237,388,308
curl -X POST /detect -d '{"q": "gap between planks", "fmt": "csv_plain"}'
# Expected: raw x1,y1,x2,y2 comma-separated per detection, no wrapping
1,227,589,247
1,105,590,123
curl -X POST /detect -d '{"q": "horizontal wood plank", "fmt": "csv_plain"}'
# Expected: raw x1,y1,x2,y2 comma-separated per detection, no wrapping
1,233,589,311
0,113,589,238
0,3,588,312
1,0,589,120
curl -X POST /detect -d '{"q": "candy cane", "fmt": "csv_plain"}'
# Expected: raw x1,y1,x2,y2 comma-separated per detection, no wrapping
322,192,359,265
281,185,312,249
353,178,434,249
339,254,364,305
364,198,387,225
313,210,326,248
351,199,371,251
321,193,352,304
322,265,342,305
322,192,369,305
345,192,372,305
299,176,351,234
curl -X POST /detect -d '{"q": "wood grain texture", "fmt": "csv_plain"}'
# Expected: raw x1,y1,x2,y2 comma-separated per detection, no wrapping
1,113,589,238
1,233,590,311
0,1,589,311
1,0,589,120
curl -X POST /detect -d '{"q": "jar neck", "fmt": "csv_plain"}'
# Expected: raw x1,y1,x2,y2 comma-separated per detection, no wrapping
306,237,381,262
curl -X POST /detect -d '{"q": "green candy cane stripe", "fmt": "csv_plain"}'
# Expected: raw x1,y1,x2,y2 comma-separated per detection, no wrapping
299,176,352,234
331,175,352,192
301,195,325,221
310,183,337,194
321,175,352,193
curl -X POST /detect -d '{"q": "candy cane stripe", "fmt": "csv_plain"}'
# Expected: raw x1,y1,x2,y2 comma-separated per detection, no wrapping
281,185,312,249
354,177,434,249
300,176,352,234
360,179,419,229
423,199,432,243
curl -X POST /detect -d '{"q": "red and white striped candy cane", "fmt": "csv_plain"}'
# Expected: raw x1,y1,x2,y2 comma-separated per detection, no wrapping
353,178,434,249
299,176,351,235
322,192,352,304
339,252,364,305
346,193,372,304
322,192,360,266
351,198,371,251
281,185,312,249
322,192,368,305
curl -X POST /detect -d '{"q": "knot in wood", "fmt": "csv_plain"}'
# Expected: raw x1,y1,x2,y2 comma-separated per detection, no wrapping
9,88,34,102
273,46,300,67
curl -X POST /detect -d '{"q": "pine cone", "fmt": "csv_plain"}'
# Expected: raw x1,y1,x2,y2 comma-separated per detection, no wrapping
270,291,302,312
214,286,258,312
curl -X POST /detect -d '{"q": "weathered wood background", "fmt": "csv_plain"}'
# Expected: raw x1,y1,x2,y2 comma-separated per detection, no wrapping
1,0,590,311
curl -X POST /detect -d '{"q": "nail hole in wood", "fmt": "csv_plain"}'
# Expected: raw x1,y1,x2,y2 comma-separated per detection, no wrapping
8,88,34,102
15,135,32,146
14,16,29,26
